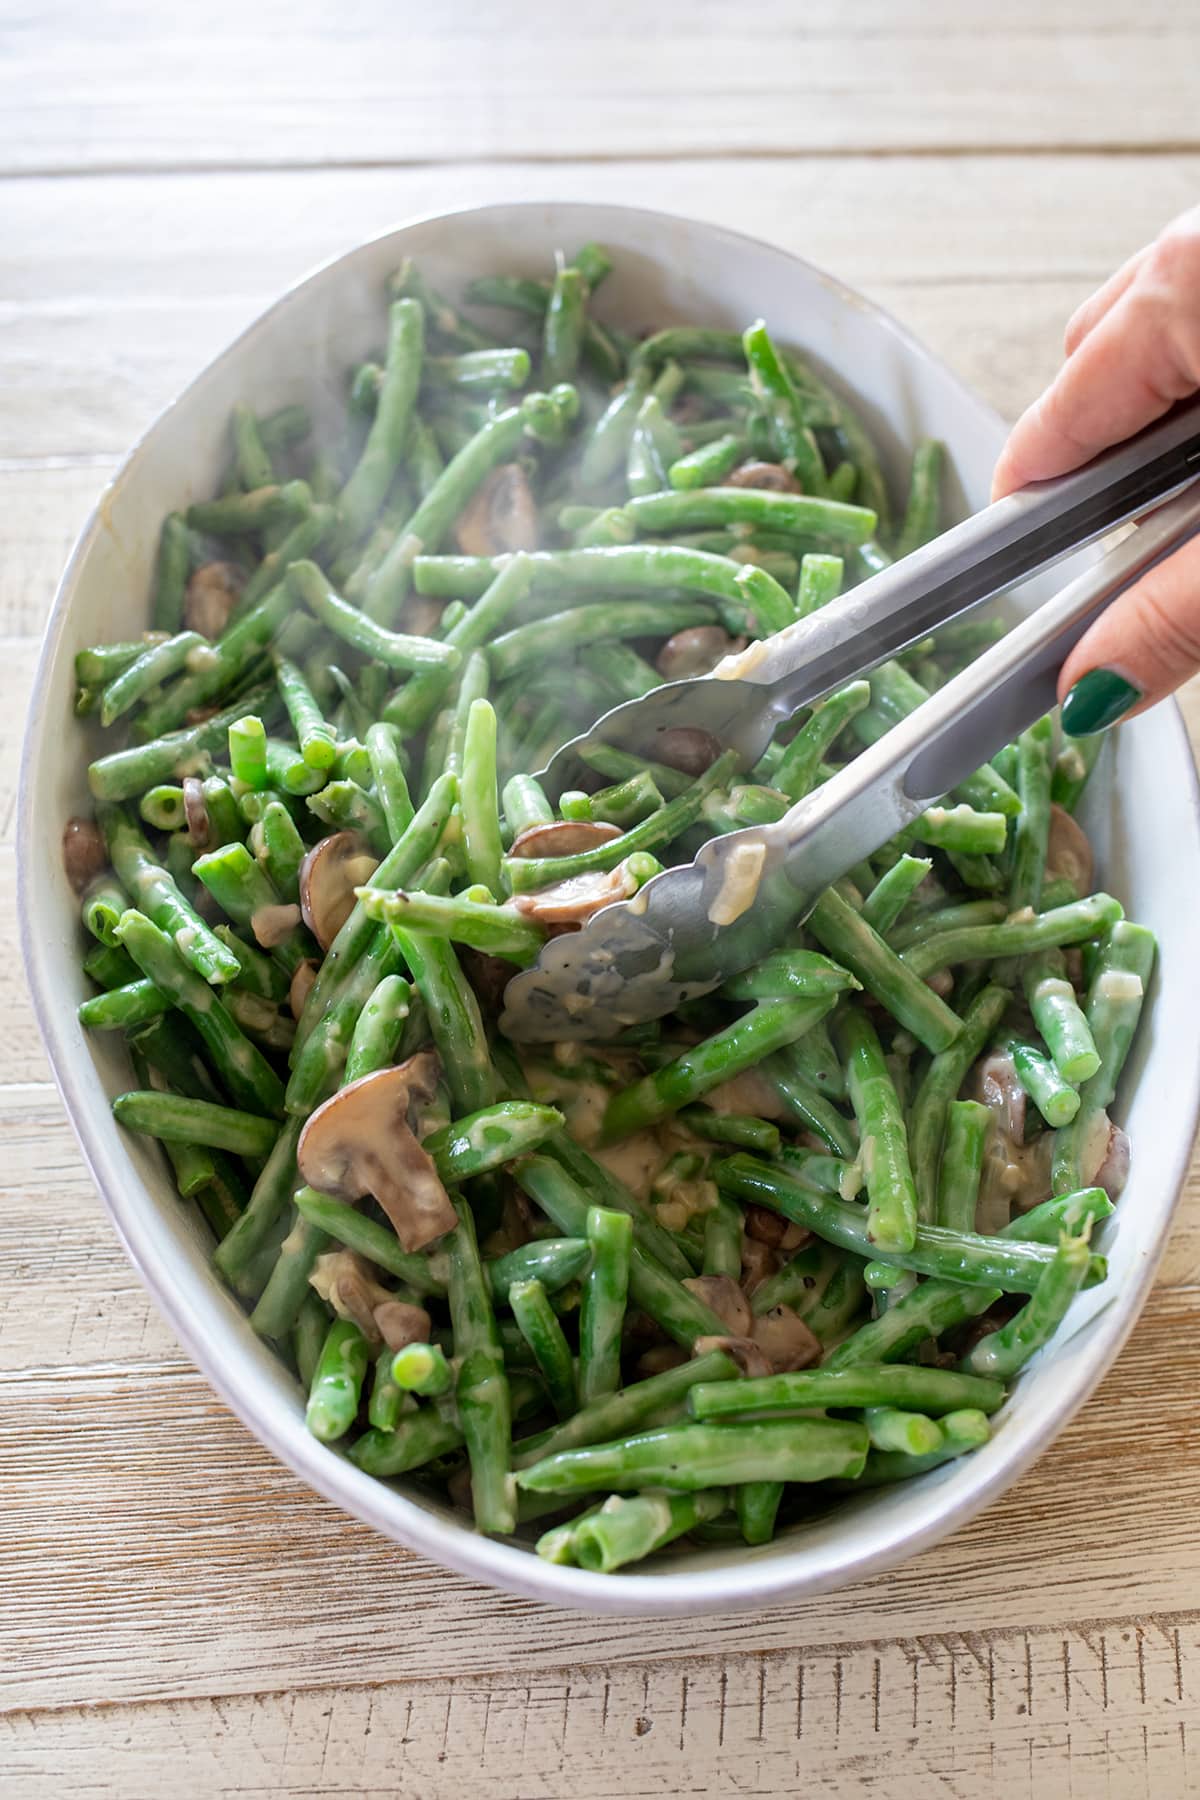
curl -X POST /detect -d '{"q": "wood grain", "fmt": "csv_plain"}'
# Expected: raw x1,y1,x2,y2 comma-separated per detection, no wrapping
7,4,1200,1789
4,2,1200,172
2,1619,1197,1798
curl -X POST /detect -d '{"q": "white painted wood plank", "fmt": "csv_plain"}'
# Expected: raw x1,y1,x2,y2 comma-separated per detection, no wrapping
1,1616,1197,1796
2,1283,1200,1714
3,3,1200,170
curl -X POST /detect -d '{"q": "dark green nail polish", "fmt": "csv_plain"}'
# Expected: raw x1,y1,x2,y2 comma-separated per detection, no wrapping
1060,669,1141,737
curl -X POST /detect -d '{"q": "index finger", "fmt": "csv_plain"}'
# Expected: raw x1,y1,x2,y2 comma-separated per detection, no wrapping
992,271,1199,500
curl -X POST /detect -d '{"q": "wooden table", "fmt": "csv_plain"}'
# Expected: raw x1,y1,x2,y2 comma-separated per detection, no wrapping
5,4,1200,1792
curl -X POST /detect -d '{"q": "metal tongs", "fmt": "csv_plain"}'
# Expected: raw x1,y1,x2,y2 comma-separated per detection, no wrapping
499,396,1200,1042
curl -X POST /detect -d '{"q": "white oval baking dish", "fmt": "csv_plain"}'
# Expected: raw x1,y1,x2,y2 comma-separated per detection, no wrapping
20,202,1200,1615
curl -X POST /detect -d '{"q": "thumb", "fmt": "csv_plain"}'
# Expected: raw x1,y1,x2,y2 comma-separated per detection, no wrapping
1058,532,1200,735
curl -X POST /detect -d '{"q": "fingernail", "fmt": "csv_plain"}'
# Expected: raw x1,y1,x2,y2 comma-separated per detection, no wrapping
1060,669,1141,737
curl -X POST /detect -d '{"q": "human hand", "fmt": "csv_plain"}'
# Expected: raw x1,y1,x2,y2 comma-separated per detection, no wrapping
992,206,1200,736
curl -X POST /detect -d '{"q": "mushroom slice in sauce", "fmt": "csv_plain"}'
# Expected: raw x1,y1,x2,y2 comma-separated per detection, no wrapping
183,561,245,638
508,819,622,860
654,726,723,776
743,1204,811,1252
682,1273,752,1338
750,1303,821,1373
693,1334,775,1378
725,460,801,493
296,1055,455,1253
512,860,643,928
739,1236,781,1295
298,831,380,952
288,958,319,1021
454,464,538,556
1046,804,1095,897
62,817,108,893
309,1250,395,1344
656,625,739,682
373,1298,434,1353
182,776,211,847
251,901,302,949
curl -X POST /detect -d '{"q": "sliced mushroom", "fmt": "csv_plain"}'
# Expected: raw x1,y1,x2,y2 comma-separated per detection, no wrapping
654,726,722,777
693,1334,774,1378
682,1273,752,1337
251,901,302,949
299,831,379,952
1092,1121,1131,1200
288,958,319,1021
373,1298,434,1353
297,1053,454,1253
974,1050,1026,1142
637,1343,689,1377
925,968,955,999
454,464,538,556
739,1236,781,1294
459,945,514,1015
656,625,739,682
726,460,801,493
309,1249,395,1344
1046,804,1095,896
182,776,211,847
743,1204,811,1253
514,862,645,929
62,817,107,893
184,561,245,638
508,819,622,860
751,1304,821,1372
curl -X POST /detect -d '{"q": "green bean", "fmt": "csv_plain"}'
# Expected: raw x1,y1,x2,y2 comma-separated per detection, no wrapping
743,318,827,493
186,480,310,538
578,1206,632,1404
856,660,1020,817
489,598,718,685
909,803,1008,858
487,1237,591,1303
389,924,495,1115
859,855,931,935
888,897,1006,953
578,639,661,703
99,630,209,728
514,1156,726,1349
539,266,586,387
759,1048,857,1158
364,405,527,622
235,505,335,615
192,842,308,973
1052,920,1156,1194
772,682,871,801
358,886,537,962
112,1089,279,1159
391,1341,453,1397
681,1107,781,1157
231,402,275,491
807,887,961,1054
722,948,860,1005
290,1191,444,1296
506,748,739,895
102,805,247,987
701,1194,745,1277
286,560,456,675
1024,949,1100,1084
1010,714,1054,911
306,1319,370,1442
151,514,191,631
718,1155,1103,1294
902,893,1124,980
935,1098,991,1232
341,973,412,1082
691,1361,1002,1421
835,1007,919,1254
114,910,286,1117
228,715,268,789
338,300,425,542
1051,732,1104,812
445,1196,514,1534
904,981,1008,1222
545,1134,696,1280
1000,1033,1081,1128
852,1408,991,1486
602,996,836,1142
385,554,534,736
80,873,130,948
83,940,142,992
894,440,944,559
517,1416,868,1495
669,433,746,490
610,485,873,547
78,978,169,1030
792,551,844,620
456,696,503,894
573,1488,730,1571
252,800,305,902
274,657,337,771
510,1279,577,1419
961,1231,1092,1380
